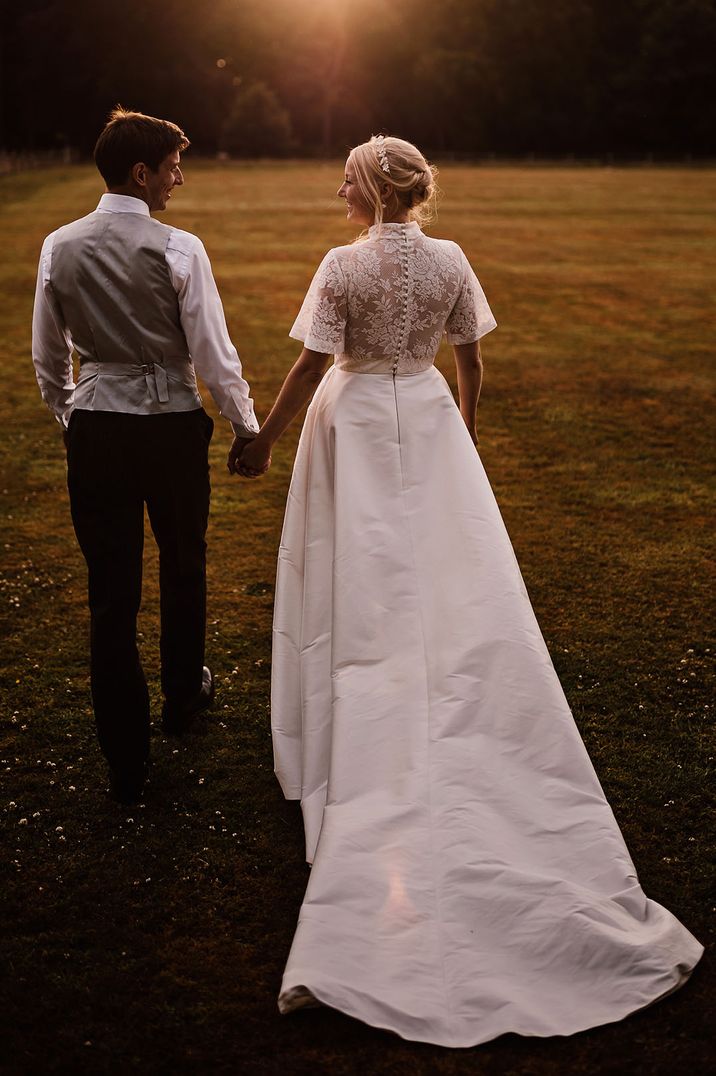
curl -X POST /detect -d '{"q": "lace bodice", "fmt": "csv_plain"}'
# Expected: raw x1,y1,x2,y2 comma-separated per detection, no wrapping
290,221,496,373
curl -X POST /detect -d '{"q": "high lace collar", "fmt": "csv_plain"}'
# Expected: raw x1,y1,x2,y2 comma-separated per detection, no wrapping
367,220,422,240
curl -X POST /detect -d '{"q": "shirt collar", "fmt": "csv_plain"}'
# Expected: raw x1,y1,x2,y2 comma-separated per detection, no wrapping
97,193,151,216
367,220,422,240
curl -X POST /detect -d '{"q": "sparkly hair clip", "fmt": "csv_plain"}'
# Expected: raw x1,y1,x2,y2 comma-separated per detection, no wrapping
374,135,391,175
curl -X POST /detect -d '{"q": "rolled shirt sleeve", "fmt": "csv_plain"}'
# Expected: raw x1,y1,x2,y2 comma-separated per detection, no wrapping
166,231,259,438
31,233,76,428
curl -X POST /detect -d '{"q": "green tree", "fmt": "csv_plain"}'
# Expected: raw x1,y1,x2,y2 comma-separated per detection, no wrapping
219,81,293,157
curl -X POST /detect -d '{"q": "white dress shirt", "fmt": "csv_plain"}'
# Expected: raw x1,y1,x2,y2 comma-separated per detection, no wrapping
32,193,259,438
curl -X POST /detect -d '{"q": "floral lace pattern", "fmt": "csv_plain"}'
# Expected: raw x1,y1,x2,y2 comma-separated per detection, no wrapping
290,221,496,373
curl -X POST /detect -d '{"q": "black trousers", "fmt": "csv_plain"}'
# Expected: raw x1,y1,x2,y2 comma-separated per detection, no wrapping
66,408,213,773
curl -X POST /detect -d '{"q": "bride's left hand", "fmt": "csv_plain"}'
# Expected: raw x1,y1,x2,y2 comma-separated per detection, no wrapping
232,436,272,478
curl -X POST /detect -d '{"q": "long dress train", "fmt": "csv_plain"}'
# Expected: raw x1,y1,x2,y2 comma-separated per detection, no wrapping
270,222,702,1047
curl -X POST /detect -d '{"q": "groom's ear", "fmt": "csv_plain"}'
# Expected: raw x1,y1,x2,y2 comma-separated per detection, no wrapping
131,161,149,189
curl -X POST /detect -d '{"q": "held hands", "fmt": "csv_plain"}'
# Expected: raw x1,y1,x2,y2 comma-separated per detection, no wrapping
227,434,272,479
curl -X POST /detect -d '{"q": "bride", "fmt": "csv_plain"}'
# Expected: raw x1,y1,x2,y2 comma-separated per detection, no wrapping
232,135,702,1047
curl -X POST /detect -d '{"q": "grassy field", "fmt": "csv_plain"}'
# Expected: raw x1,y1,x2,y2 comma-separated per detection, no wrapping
1,162,714,1075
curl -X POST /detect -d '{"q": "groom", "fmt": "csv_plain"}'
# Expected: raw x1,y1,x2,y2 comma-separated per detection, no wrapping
32,108,263,804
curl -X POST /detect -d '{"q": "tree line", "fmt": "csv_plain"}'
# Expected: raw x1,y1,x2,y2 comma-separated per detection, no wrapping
1,0,714,158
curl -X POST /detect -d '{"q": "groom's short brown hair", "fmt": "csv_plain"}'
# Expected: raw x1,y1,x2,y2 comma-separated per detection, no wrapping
94,107,190,187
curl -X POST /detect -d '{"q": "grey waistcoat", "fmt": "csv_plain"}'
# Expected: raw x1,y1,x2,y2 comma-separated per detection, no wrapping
50,210,201,414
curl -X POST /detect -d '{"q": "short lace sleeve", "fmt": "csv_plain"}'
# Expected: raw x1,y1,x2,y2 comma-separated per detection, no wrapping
289,251,347,354
445,249,497,345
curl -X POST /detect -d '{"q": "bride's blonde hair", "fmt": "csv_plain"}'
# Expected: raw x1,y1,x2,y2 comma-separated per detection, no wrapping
349,134,439,230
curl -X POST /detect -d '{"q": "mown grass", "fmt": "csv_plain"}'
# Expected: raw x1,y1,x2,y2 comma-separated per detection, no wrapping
1,163,714,1075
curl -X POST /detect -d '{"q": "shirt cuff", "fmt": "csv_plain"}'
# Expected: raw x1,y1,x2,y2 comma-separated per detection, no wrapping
54,403,75,429
231,420,258,439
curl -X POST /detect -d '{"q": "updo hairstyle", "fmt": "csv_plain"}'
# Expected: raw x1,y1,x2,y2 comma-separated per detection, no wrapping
349,135,439,229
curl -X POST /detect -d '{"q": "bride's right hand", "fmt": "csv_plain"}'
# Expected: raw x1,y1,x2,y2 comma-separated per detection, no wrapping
234,435,272,478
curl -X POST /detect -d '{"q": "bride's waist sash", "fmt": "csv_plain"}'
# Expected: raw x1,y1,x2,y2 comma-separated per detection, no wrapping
334,357,436,376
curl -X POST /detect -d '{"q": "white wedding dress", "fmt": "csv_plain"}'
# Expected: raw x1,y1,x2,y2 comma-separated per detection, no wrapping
270,221,702,1047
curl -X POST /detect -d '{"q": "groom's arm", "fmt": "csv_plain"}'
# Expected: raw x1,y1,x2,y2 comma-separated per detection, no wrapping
166,231,259,439
31,233,76,432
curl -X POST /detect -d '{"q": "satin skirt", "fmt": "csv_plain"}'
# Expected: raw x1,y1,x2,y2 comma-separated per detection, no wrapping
270,364,702,1048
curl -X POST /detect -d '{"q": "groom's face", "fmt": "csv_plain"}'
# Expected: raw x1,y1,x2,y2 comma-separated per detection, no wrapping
145,150,184,212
